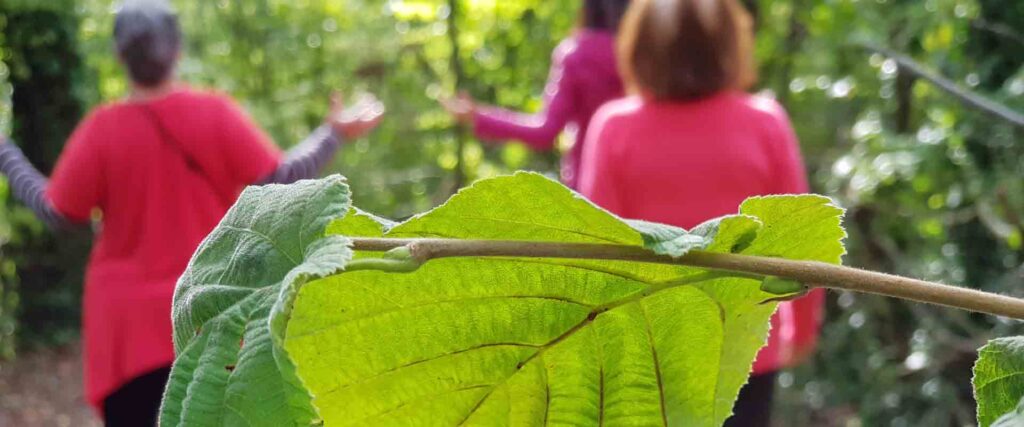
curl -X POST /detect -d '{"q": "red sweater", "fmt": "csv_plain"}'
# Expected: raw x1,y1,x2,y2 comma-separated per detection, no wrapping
46,89,281,410
579,93,824,374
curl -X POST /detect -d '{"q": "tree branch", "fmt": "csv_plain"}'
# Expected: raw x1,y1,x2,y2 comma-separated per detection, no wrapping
972,18,1024,47
350,237,1024,320
446,0,468,192
860,44,1024,130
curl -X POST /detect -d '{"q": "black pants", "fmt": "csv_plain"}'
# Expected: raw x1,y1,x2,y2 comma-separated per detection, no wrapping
103,366,171,427
724,371,777,427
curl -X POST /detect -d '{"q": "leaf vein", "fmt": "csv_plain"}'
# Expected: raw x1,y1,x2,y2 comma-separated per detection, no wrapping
640,303,669,427
977,370,1024,390
320,343,540,397
352,384,493,425
221,225,300,266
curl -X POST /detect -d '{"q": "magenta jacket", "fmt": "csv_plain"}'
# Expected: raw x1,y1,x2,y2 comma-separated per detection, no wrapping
473,30,623,189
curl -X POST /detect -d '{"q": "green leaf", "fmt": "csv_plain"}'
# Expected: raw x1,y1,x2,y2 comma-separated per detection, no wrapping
993,395,1024,427
325,208,396,239
161,176,352,427
281,173,846,426
628,214,761,258
975,337,1024,427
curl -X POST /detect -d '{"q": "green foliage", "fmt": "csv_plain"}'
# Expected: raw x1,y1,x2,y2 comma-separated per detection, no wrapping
0,0,92,351
3,0,86,173
974,337,1024,427
0,15,15,360
163,173,847,426
0,178,16,360
754,0,1024,423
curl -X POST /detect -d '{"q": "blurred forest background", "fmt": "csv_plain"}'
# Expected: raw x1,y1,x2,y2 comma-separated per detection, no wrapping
0,0,1022,425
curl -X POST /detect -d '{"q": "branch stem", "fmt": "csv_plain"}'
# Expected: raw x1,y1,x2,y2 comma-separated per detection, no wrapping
350,237,1024,320
859,44,1024,130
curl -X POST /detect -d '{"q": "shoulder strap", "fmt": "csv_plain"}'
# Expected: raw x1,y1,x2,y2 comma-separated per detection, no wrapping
138,104,231,204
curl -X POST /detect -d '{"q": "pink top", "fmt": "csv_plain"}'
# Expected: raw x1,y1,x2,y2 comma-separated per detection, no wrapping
579,93,824,374
46,88,281,411
474,30,623,188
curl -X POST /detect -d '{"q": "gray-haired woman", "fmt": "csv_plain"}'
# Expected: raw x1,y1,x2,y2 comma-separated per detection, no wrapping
0,1,384,425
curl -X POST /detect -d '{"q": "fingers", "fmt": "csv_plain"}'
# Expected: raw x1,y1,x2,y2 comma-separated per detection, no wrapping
358,104,385,128
356,94,385,121
325,90,386,139
439,93,474,120
350,94,386,136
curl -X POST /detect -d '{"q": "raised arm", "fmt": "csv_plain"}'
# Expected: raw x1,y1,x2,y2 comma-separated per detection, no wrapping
0,109,107,232
257,125,342,185
446,41,579,151
260,93,384,184
216,92,384,186
0,141,77,230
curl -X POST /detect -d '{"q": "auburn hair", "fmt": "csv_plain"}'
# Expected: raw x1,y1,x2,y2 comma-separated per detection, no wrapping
617,0,757,101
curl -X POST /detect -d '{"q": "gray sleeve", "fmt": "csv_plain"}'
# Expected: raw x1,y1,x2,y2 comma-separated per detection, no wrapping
0,141,79,230
258,125,344,185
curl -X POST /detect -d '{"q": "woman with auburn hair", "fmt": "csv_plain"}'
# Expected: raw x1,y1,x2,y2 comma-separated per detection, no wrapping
441,0,630,189
579,0,822,425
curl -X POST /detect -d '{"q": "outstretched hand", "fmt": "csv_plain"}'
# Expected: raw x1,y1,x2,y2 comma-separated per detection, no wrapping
327,92,386,141
440,92,476,125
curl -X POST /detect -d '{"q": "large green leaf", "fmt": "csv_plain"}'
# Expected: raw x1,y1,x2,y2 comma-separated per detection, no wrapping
278,172,846,426
975,337,1024,427
162,173,845,426
162,176,353,427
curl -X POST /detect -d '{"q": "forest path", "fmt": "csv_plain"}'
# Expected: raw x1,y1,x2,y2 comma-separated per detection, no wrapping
0,342,100,426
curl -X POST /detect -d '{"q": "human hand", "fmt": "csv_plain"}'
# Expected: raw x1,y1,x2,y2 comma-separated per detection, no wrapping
440,92,476,125
326,92,386,141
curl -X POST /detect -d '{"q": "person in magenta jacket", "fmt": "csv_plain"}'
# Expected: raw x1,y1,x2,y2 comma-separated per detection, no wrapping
579,0,823,425
441,0,630,189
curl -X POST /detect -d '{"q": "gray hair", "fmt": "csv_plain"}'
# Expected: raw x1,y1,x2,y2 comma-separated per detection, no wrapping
114,0,181,87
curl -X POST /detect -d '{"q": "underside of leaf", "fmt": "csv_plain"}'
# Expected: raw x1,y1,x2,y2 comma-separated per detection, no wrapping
162,173,845,427
162,177,353,427
283,173,846,426
975,337,1024,427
